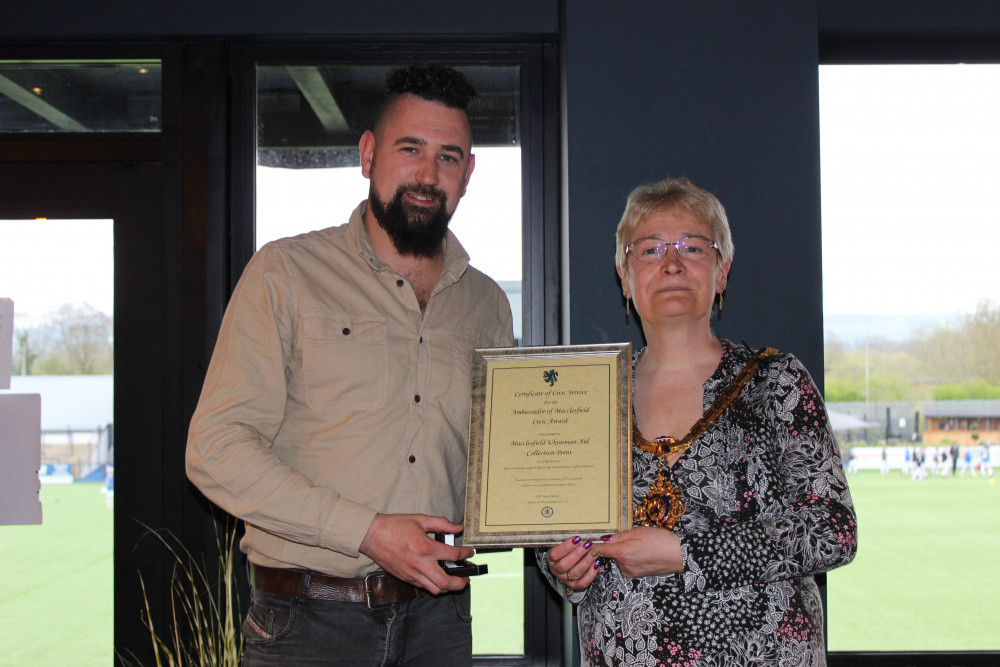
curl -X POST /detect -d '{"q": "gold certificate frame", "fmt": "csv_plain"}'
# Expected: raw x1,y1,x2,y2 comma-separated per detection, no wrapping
464,343,632,548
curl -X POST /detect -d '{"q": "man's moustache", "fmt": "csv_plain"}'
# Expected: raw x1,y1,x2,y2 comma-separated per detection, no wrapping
399,185,445,203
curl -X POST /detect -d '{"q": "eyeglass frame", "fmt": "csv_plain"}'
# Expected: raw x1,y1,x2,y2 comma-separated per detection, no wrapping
625,235,720,263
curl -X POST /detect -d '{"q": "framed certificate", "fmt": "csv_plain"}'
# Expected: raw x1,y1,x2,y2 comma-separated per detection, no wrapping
463,343,632,547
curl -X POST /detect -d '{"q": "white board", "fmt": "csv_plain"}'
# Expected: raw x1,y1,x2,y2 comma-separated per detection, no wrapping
0,393,43,525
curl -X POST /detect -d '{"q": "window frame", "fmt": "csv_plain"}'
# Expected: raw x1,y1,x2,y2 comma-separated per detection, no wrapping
227,40,564,666
819,35,1000,667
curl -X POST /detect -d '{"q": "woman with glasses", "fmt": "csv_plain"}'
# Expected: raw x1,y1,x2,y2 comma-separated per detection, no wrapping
539,177,857,666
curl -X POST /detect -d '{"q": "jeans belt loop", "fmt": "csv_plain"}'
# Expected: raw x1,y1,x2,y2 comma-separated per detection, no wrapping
300,569,312,599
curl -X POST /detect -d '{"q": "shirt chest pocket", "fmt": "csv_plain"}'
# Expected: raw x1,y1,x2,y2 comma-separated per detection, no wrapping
442,330,476,425
300,314,388,412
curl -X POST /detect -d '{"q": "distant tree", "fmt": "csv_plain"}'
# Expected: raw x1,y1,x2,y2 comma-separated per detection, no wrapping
864,336,909,354
824,331,847,366
823,335,923,402
13,328,45,375
963,300,1000,383
912,300,1000,384
824,377,865,402
825,301,999,403
33,303,113,374
932,379,1000,400
866,374,916,401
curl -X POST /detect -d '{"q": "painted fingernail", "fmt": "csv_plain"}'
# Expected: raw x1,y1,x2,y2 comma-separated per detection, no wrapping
571,536,582,544
583,540,593,550
600,534,614,542
593,559,602,570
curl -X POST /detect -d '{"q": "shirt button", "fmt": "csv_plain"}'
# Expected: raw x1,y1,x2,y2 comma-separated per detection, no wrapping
396,279,404,287
414,395,421,403
408,455,416,463
342,328,350,335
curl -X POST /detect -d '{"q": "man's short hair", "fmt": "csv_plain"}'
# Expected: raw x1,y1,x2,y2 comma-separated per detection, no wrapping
385,62,478,110
373,63,478,135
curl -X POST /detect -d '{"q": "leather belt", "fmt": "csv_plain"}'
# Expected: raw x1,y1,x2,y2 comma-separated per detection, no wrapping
249,564,424,609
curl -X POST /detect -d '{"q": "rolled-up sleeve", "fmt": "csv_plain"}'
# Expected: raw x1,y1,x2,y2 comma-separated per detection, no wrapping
186,243,378,558
186,206,514,576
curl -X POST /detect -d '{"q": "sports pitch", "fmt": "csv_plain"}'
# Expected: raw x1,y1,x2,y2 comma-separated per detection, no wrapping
1,472,997,664
827,470,1000,652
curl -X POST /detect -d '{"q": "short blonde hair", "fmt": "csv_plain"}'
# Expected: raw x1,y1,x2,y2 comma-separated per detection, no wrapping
615,177,734,278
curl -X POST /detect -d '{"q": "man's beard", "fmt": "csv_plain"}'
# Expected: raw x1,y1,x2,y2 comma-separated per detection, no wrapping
368,183,452,258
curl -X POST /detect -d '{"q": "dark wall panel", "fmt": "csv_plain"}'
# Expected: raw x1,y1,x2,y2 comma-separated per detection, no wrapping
0,0,559,38
818,0,1000,34
818,0,1000,63
564,1,825,377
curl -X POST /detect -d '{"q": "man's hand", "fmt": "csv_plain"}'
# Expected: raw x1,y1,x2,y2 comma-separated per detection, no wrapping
360,513,475,595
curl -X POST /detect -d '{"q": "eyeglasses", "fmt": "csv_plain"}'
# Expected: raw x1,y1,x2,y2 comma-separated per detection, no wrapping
625,235,719,263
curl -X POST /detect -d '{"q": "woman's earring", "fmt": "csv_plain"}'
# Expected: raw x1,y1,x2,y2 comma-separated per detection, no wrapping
718,292,724,314
624,293,631,317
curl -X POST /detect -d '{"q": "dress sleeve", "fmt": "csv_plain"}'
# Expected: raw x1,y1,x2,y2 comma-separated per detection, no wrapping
677,353,858,594
185,243,376,557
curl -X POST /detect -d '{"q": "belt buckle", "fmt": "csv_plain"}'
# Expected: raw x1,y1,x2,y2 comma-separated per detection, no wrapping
363,572,392,610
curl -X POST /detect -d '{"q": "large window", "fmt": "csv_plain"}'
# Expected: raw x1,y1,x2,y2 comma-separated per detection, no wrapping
0,43,562,666
238,46,561,664
0,58,163,665
254,63,524,338
254,59,526,656
0,218,114,667
820,63,1000,654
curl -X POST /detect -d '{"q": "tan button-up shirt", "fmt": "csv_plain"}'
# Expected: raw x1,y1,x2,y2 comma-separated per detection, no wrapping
186,202,514,577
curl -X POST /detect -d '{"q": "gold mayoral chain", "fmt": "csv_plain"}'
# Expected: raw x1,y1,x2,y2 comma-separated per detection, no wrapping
632,347,779,530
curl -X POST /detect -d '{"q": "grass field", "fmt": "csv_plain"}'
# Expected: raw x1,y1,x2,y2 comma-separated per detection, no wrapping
2,474,996,663
0,483,113,667
827,470,1000,652
0,484,523,664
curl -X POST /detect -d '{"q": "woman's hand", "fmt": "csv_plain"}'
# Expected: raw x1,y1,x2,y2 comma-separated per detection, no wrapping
545,536,603,593
596,527,683,578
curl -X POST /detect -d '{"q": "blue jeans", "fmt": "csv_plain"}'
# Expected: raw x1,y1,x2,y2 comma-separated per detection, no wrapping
241,585,473,666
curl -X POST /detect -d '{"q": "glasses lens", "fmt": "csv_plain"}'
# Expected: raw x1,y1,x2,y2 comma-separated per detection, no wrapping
629,236,715,263
677,236,712,260
630,238,665,262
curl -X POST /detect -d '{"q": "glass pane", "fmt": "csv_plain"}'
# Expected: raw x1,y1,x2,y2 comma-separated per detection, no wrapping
256,61,526,655
471,550,525,655
256,64,523,337
256,144,523,338
0,219,114,666
0,61,161,133
821,64,1000,652
257,64,519,157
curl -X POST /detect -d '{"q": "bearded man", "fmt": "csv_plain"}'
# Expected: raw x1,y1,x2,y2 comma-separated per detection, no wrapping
187,63,513,666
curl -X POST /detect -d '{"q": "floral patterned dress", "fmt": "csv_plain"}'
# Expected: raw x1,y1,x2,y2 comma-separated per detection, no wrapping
539,340,857,666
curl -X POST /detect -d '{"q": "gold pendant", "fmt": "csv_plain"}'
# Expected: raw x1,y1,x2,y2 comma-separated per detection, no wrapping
633,469,685,529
